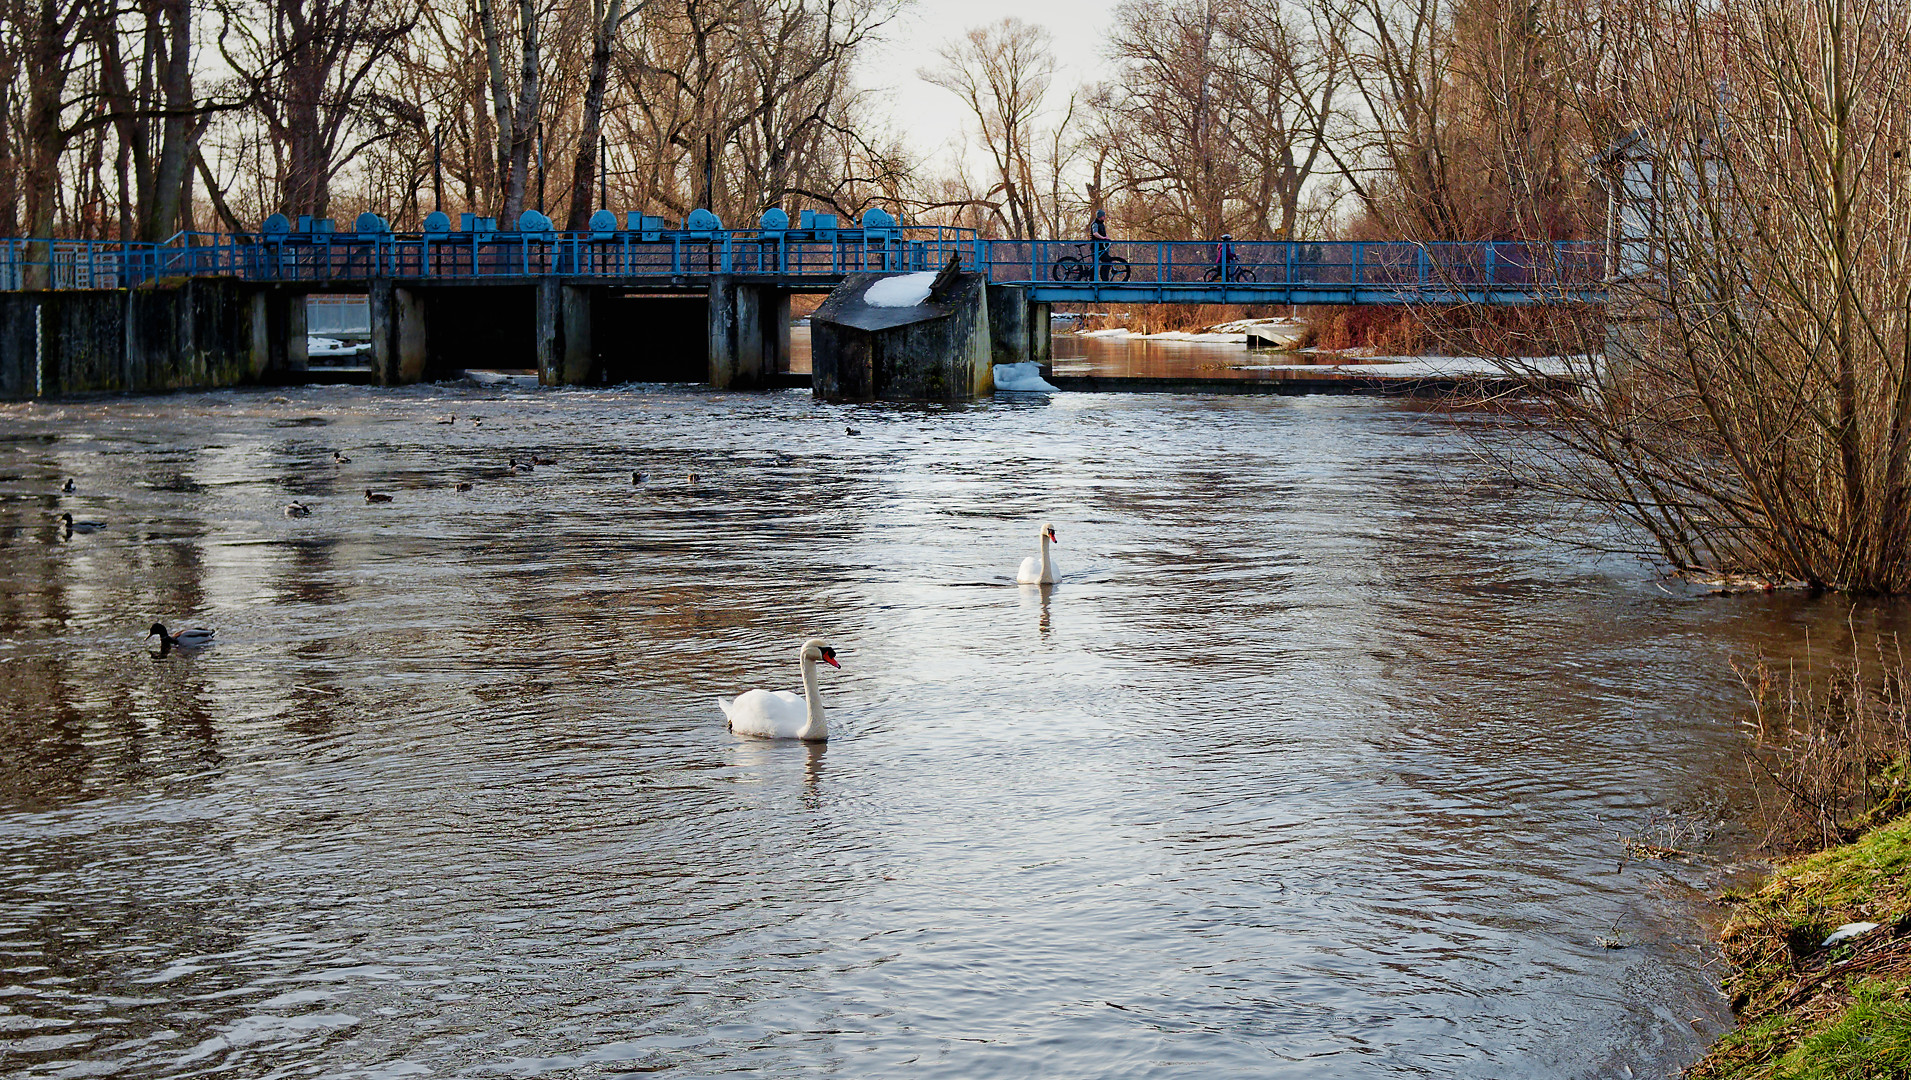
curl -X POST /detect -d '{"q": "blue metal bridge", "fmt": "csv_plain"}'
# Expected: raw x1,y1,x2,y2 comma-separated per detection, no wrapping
0,209,1605,306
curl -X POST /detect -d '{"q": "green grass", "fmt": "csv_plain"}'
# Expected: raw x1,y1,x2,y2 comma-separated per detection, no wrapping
1773,980,1911,1079
1690,815,1911,1079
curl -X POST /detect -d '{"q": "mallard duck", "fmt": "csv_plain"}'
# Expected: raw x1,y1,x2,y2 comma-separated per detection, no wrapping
333,451,351,464
509,457,533,474
455,481,474,492
60,513,106,534
60,478,75,493
436,414,457,425
531,455,556,466
846,426,860,436
284,502,312,518
632,471,648,484
365,489,393,503
148,623,215,654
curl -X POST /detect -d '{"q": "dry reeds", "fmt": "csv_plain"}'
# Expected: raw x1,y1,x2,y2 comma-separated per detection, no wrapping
1736,632,1911,854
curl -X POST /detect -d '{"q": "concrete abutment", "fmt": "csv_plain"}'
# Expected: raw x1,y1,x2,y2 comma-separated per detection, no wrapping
810,269,995,401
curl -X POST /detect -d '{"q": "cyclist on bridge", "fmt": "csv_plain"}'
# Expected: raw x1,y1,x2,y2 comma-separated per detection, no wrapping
1213,234,1237,282
1088,209,1112,281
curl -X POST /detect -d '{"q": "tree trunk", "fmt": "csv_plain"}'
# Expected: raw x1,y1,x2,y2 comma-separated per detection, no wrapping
0,45,16,238
478,0,514,212
564,0,623,231
22,1,77,287
143,0,193,241
279,2,330,218
501,0,539,221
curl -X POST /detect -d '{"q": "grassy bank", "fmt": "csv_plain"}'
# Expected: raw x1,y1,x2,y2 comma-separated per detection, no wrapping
1688,640,1911,1077
1692,813,1911,1077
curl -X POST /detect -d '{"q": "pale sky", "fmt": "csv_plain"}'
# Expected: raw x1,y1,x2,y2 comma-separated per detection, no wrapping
860,1,1124,176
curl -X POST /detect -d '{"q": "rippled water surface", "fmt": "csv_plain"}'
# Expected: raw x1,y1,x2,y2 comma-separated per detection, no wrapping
0,382,1891,1078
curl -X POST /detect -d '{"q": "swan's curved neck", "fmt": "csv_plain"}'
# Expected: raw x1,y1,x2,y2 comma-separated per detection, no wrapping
798,655,827,740
1038,532,1053,579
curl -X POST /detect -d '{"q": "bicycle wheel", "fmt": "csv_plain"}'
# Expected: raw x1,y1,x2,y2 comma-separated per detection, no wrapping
1203,265,1222,282
1052,256,1084,282
1106,256,1131,282
1234,264,1256,282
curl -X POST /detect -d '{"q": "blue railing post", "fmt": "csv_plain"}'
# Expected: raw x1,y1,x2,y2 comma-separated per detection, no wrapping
1351,243,1363,288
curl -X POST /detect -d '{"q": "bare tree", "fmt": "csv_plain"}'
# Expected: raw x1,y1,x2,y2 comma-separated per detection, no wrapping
922,17,1059,239
1494,0,1911,593
1093,0,1343,242
561,0,631,229
213,0,416,219
1226,0,1347,238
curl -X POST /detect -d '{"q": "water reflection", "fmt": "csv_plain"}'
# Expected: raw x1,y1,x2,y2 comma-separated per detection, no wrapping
1019,581,1054,640
0,383,1904,1078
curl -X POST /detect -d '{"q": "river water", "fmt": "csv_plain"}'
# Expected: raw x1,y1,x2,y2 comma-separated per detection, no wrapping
0,378,1894,1078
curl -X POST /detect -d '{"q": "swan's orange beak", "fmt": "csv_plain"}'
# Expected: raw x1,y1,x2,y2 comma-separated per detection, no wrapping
820,648,840,668
1046,528,1058,543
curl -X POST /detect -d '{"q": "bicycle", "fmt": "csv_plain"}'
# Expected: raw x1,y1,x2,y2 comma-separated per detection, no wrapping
1203,262,1258,282
1051,244,1131,282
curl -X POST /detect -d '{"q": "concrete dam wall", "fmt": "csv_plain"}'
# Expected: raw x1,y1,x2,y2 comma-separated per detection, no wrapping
0,280,299,401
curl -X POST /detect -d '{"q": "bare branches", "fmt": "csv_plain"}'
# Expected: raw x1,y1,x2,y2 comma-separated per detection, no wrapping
921,18,1061,239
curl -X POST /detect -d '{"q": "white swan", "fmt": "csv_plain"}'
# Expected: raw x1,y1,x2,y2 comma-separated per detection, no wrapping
718,638,840,742
1017,522,1059,584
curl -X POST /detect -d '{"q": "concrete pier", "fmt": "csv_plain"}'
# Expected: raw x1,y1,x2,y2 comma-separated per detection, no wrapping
706,278,791,389
810,266,994,401
535,279,561,385
987,284,1035,369
562,285,592,385
369,279,429,386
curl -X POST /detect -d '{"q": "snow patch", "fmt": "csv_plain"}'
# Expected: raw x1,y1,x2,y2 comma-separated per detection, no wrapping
1823,922,1880,946
994,362,1058,392
306,336,369,358
862,272,938,308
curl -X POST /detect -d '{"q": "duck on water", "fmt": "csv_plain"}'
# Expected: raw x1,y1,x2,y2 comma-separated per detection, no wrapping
147,623,214,656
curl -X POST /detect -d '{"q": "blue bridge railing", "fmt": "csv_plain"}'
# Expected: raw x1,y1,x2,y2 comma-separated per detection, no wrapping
0,227,980,288
987,239,1604,300
1,231,1602,303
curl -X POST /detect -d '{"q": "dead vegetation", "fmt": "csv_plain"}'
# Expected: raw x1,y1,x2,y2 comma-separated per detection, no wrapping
1736,633,1911,854
1688,631,1911,1078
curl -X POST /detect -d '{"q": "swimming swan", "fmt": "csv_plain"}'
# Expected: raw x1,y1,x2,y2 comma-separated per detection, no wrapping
718,638,840,742
1017,522,1059,584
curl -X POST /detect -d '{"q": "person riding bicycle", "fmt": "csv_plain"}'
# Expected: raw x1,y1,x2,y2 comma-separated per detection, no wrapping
1213,233,1237,281
1088,209,1112,281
